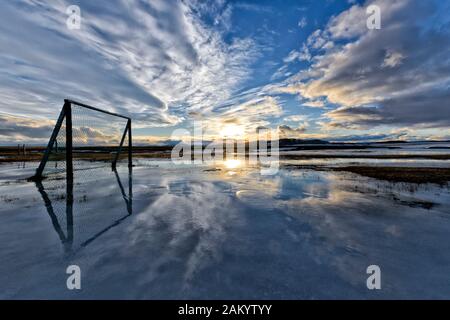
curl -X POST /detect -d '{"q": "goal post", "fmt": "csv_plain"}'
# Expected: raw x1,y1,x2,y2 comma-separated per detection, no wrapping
31,99,132,181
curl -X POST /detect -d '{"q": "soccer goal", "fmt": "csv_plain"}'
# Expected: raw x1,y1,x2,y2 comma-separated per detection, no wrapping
31,99,132,181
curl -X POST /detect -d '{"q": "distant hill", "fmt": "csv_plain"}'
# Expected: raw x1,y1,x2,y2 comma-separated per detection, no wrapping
279,139,329,146
372,140,408,144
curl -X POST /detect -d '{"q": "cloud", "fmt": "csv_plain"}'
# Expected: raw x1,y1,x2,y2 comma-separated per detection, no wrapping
284,115,307,122
271,65,290,80
278,124,307,138
298,17,308,28
72,126,121,145
233,3,273,13
325,89,450,128
302,99,327,108
202,96,283,138
0,114,54,144
381,50,405,68
0,0,261,134
317,127,450,143
0,112,132,145
2,0,448,144
279,0,450,129
283,45,312,63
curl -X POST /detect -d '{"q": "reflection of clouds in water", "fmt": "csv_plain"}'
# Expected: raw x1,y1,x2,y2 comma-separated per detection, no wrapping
234,168,450,295
127,178,244,287
279,173,450,294
234,171,369,286
3,162,450,298
235,176,282,204
284,190,384,287
235,170,330,207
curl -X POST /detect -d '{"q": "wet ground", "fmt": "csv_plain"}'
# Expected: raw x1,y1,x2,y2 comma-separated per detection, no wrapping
1,160,450,299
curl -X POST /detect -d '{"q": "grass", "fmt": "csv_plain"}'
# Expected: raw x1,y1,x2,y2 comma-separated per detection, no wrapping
3,149,450,163
284,164,450,184
334,166,450,184
0,146,173,163
2,147,450,184
281,154,450,160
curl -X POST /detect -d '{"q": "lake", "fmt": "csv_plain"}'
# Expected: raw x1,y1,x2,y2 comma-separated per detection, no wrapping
1,159,450,299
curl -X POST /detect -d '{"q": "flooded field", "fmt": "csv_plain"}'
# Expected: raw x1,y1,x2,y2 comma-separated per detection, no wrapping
1,159,450,299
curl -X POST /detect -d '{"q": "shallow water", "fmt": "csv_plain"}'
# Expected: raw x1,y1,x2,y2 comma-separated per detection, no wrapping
281,158,450,168
280,141,450,165
1,160,450,299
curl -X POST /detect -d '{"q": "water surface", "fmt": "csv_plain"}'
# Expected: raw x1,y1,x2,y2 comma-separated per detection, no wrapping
1,160,450,299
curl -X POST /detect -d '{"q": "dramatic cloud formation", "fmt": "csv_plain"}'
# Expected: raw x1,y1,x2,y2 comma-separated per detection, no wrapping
0,0,449,143
0,114,54,144
199,96,283,139
0,0,261,141
278,124,308,139
280,0,450,130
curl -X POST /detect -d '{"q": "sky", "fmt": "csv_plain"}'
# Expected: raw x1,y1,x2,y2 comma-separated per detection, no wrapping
0,0,449,145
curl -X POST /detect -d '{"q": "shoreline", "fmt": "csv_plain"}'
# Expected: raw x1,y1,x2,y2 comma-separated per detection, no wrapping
1,151,450,185
283,164,450,185
2,151,450,163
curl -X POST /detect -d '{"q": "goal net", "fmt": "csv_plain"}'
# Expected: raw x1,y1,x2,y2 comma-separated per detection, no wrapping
32,99,132,181
29,100,133,253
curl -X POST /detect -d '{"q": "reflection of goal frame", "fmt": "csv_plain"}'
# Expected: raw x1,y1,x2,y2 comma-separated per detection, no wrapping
32,99,132,181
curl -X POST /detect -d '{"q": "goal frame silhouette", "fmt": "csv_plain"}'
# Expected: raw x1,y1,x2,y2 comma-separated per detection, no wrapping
32,99,132,181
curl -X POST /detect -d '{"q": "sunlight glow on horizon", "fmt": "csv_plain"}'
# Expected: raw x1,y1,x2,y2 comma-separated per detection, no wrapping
223,159,242,169
219,124,246,139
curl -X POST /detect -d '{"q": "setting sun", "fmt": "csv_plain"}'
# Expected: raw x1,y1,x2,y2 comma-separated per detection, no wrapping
219,124,245,138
